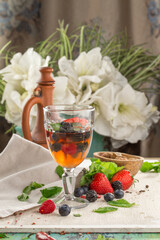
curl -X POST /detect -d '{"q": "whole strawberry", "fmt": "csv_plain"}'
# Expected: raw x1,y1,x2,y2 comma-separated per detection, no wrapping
89,173,113,194
39,200,56,214
111,170,133,190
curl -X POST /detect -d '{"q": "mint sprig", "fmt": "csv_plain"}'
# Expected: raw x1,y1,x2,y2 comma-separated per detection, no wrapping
17,181,44,202
140,161,160,173
55,165,64,178
38,186,62,203
108,199,136,208
0,233,8,238
80,158,124,186
93,207,118,213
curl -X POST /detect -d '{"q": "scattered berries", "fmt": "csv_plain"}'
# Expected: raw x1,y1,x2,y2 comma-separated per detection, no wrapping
90,173,113,194
104,193,114,202
114,189,124,199
39,200,55,214
74,187,84,197
111,181,123,191
59,204,71,216
111,170,133,190
86,190,97,202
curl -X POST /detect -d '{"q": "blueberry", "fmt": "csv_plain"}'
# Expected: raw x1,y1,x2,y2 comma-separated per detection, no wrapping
114,189,124,199
104,193,114,202
70,132,83,142
86,190,97,202
51,132,59,142
84,131,90,140
111,181,123,191
82,185,89,194
77,142,88,152
74,187,84,197
60,122,73,132
59,204,71,216
50,142,61,152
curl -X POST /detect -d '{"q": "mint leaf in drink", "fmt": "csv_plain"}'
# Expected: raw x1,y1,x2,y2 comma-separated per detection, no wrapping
73,214,82,217
38,196,48,204
140,161,160,173
40,186,62,198
108,199,135,208
17,193,29,201
93,207,118,213
80,158,124,186
55,165,64,178
50,123,61,131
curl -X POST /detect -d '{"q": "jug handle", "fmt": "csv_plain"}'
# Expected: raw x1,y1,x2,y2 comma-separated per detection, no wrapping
22,96,42,141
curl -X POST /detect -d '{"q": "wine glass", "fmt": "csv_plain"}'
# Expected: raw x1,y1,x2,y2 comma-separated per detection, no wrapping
43,104,95,209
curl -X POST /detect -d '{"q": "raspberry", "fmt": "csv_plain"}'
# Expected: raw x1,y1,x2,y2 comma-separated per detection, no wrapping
39,200,56,214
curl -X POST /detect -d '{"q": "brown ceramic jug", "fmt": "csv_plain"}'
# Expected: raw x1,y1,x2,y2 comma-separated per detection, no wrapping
22,67,55,148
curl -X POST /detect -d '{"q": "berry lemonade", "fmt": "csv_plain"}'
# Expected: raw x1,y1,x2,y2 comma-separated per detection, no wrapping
46,118,92,168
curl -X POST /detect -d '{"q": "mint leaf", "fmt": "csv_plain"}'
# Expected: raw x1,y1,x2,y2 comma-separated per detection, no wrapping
108,199,135,208
140,161,160,173
50,123,61,131
17,193,29,201
73,214,82,217
55,165,64,178
38,196,48,204
93,207,118,213
40,186,62,198
0,233,8,238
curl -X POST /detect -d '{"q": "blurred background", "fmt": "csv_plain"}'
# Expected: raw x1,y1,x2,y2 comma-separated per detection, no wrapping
0,0,160,157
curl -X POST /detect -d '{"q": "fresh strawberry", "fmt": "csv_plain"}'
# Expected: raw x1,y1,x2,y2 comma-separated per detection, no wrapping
110,169,133,190
36,232,56,240
89,173,113,194
39,200,56,214
61,143,77,155
64,117,88,126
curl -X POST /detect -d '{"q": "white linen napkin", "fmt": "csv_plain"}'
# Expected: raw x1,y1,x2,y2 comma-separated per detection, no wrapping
0,134,64,218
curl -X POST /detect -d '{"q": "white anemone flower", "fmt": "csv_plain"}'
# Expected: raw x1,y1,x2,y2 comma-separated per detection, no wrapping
87,82,159,147
1,48,50,126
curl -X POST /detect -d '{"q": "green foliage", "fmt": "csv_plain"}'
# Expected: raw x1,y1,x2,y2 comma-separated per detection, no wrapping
38,186,62,203
108,199,136,208
80,158,124,186
140,161,160,173
93,206,118,213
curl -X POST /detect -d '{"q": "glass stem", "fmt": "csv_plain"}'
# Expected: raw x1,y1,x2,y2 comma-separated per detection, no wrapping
62,168,76,201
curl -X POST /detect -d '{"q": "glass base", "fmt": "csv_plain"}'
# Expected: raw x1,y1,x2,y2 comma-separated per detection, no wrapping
54,194,89,209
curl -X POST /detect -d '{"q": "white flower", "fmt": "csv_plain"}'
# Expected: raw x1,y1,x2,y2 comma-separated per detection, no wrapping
1,48,50,126
55,47,127,105
87,82,159,146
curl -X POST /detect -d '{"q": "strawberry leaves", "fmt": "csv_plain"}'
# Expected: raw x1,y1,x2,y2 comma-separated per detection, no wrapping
140,161,160,173
80,158,124,186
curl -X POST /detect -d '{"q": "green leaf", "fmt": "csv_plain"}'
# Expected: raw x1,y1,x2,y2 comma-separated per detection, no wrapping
23,186,32,195
50,123,61,131
93,207,118,213
73,214,82,217
40,186,62,198
95,235,116,240
0,233,8,238
55,165,64,178
17,193,29,201
108,199,136,208
140,161,160,173
38,196,48,204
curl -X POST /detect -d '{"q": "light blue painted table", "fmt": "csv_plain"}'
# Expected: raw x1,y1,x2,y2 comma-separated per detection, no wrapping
1,232,160,239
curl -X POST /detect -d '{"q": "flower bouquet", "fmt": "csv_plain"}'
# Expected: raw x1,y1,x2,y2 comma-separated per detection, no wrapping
0,21,160,153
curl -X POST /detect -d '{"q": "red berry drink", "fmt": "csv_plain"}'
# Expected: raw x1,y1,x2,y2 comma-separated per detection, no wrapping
46,120,92,168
